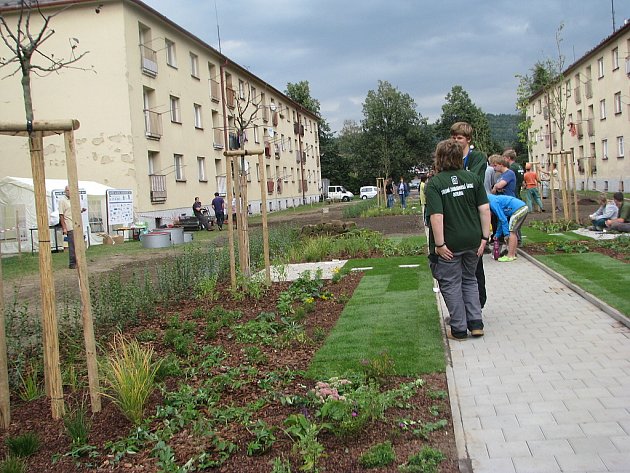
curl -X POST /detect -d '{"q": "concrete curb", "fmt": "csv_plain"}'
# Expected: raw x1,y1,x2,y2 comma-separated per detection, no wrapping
517,249,630,328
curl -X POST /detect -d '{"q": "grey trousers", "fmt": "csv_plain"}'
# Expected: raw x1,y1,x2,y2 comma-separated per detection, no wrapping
66,230,77,268
430,250,483,334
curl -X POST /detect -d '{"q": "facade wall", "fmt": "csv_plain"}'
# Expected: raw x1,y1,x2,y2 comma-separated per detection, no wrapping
0,0,321,229
528,23,630,194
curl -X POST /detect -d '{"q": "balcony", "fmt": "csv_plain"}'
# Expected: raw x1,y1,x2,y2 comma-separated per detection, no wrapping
144,110,162,140
226,87,235,108
576,123,583,138
209,79,220,102
149,174,167,203
140,44,158,77
267,179,274,194
587,118,594,136
585,80,593,98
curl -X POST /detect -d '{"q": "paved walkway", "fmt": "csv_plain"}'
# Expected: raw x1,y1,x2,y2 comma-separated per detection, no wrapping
439,254,630,473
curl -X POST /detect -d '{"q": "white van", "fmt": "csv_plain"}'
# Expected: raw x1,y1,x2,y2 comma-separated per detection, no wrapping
327,186,354,202
360,186,378,199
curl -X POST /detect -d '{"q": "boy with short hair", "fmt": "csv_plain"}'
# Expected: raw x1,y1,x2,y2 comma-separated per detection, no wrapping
489,155,517,197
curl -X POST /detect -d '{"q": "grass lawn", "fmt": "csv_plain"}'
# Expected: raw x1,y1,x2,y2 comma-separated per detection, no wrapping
533,253,630,316
308,256,445,379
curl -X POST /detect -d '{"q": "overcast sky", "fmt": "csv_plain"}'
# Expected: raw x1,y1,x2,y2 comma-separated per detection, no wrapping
144,0,625,134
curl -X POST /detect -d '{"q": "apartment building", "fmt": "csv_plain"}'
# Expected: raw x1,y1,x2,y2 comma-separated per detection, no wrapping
528,21,629,194
0,0,321,230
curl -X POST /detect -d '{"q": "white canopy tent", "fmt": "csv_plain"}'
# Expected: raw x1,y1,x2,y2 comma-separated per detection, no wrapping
0,176,113,254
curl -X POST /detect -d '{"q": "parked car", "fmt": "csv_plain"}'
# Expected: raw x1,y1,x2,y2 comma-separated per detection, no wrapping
360,186,378,199
326,185,354,202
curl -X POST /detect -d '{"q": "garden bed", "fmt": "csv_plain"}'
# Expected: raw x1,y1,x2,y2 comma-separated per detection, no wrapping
0,271,458,473
522,238,629,263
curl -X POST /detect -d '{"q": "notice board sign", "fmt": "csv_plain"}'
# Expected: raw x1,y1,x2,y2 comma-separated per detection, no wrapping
106,189,134,225
51,189,89,229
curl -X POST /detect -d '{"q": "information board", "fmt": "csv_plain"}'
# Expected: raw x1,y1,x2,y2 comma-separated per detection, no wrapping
106,189,134,225
51,189,89,229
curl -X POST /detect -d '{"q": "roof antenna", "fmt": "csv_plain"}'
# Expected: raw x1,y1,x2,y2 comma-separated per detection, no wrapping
611,0,616,32
214,0,222,53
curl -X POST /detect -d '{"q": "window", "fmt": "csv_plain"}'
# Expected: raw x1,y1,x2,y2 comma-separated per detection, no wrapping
256,163,260,181
190,52,199,78
565,79,571,97
238,79,245,99
618,136,625,158
291,167,295,182
251,86,257,102
283,166,288,182
612,47,619,70
599,99,606,120
254,125,259,143
148,151,157,175
281,134,285,151
165,39,177,67
614,92,622,114
170,96,181,123
197,156,206,181
597,57,604,78
174,154,185,180
193,103,203,129
602,139,608,160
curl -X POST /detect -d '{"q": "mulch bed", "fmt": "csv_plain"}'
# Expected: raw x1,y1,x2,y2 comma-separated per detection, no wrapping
522,241,629,263
0,272,459,472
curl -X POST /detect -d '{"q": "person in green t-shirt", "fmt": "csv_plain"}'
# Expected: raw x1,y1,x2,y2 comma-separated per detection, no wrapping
606,192,630,232
504,148,524,200
450,121,490,308
426,139,490,340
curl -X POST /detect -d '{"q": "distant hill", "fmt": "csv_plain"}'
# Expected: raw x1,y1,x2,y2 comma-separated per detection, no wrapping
487,113,521,148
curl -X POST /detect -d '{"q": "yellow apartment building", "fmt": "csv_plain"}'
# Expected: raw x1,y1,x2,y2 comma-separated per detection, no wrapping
0,0,321,232
527,21,629,194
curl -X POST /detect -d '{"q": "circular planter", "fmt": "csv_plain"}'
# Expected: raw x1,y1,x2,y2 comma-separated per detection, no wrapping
140,232,170,249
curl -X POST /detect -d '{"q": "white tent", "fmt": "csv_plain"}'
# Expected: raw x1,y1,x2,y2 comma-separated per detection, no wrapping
0,176,113,254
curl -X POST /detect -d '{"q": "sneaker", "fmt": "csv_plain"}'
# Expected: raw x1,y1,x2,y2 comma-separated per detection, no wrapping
470,328,484,337
499,247,508,257
448,330,468,341
498,256,516,262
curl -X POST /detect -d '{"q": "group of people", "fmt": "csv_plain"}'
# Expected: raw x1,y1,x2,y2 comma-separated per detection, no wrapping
424,122,531,341
588,192,630,233
385,176,412,209
192,193,227,231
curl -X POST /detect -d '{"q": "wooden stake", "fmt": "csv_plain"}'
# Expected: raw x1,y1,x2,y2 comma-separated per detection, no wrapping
569,150,580,224
258,153,271,284
29,131,64,419
225,155,236,289
0,237,10,428
15,210,21,255
64,130,101,413
559,154,570,221
549,158,557,223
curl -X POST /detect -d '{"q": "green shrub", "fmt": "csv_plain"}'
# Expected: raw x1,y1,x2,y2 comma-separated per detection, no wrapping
0,456,26,473
358,441,395,468
101,335,162,425
17,364,43,402
4,432,40,458
63,404,91,447
399,447,445,473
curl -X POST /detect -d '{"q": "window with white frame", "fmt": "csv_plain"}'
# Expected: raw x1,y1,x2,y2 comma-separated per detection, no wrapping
256,163,260,181
291,167,295,182
190,52,199,78
194,103,202,128
602,139,608,160
165,39,177,67
618,136,625,157
197,156,206,181
281,134,285,151
599,99,606,119
170,96,181,123
283,166,288,182
597,57,604,78
148,151,157,175
175,154,185,180
238,79,245,99
614,92,622,114
612,47,619,70
565,79,571,97
254,125,259,143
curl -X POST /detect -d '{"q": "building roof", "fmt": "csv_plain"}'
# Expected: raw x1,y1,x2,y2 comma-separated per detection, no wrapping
0,0,320,120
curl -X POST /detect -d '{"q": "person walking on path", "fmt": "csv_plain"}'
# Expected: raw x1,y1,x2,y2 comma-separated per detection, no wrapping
211,192,225,230
426,138,490,340
522,163,545,212
605,191,630,232
58,185,86,269
487,194,529,262
385,178,394,208
451,121,490,308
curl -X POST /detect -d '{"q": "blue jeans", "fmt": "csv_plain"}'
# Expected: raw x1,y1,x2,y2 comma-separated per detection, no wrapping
399,193,406,209
524,187,544,212
387,194,394,208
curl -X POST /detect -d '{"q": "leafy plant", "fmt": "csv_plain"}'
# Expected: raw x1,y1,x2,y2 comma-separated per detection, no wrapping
246,420,277,456
358,441,396,468
270,456,293,473
398,418,448,440
360,351,396,382
399,447,445,473
4,432,40,458
17,364,43,402
284,414,329,472
100,335,162,425
195,274,219,300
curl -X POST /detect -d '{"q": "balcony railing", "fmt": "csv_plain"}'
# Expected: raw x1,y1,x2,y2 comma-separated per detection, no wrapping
140,44,158,77
209,79,220,102
149,174,167,203
144,110,162,139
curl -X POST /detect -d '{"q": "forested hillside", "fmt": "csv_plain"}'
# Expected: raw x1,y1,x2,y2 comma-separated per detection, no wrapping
487,113,521,148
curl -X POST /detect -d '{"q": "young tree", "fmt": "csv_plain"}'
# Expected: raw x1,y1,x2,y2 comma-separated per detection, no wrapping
435,85,493,153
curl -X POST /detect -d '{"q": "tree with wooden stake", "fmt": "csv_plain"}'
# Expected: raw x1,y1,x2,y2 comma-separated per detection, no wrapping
0,0,100,420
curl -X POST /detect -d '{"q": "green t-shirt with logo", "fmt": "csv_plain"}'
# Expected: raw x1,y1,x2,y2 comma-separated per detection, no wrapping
510,162,524,197
426,170,488,253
